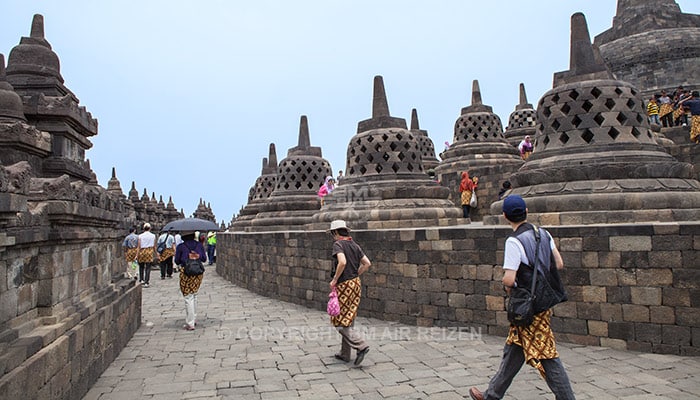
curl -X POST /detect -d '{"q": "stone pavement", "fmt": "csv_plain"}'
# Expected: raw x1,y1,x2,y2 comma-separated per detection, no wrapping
85,268,700,400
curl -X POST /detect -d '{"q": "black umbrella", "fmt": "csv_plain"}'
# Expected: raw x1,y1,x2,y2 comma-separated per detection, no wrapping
161,218,219,233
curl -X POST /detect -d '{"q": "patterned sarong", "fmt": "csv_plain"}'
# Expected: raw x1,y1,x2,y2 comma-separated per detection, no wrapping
180,272,203,296
460,190,473,206
659,103,674,117
124,247,138,262
331,277,361,327
137,247,155,264
506,309,559,380
159,247,175,262
691,115,700,144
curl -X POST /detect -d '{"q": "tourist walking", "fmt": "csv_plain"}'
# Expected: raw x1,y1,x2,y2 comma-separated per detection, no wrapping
459,171,478,219
156,229,176,279
175,233,207,331
328,220,371,366
206,231,216,265
122,227,139,280
469,195,574,400
136,223,156,287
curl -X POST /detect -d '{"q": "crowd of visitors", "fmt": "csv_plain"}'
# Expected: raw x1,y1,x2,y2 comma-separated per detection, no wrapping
647,86,700,143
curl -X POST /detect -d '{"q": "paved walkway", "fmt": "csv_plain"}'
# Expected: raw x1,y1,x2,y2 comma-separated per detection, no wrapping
85,268,700,399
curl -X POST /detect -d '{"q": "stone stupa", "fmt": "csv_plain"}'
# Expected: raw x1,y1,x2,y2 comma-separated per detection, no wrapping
504,83,537,147
6,15,98,182
594,0,700,96
311,76,462,229
436,80,523,220
230,144,279,231
486,12,700,225
249,115,332,231
409,108,440,171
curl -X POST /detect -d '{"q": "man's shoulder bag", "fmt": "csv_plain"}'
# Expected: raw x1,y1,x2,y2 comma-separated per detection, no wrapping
156,234,169,254
507,226,567,326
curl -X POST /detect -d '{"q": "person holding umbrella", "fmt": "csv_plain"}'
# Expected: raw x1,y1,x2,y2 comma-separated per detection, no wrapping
175,232,207,331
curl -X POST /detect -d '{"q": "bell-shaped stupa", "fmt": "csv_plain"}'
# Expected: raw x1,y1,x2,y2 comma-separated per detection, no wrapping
311,76,461,229
594,0,700,95
0,53,51,172
486,12,700,225
504,83,537,147
409,108,440,171
6,14,98,182
230,144,279,231
249,116,333,231
436,80,523,220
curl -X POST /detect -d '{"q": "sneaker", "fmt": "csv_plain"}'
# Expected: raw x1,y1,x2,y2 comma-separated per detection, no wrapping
354,347,369,365
469,387,484,400
183,324,195,331
143,283,149,288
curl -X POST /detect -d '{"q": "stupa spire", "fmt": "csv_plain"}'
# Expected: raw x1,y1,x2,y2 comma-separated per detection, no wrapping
554,13,611,86
372,75,390,118
410,109,420,130
298,115,310,148
30,14,45,39
471,80,483,106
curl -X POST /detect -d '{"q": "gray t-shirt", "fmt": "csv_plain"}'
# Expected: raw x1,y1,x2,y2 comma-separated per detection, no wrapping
332,238,366,284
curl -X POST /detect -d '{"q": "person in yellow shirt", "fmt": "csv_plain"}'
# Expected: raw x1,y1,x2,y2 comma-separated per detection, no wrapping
206,232,217,265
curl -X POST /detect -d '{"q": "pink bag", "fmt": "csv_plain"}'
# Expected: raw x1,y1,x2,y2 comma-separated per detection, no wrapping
327,288,340,316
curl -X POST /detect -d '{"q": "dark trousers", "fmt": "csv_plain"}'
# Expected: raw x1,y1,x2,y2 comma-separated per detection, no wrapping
207,245,216,265
462,205,471,218
160,256,173,278
661,113,673,127
484,343,575,399
139,263,152,284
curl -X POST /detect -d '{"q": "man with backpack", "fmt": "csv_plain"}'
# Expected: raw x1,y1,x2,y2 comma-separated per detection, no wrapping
469,195,574,400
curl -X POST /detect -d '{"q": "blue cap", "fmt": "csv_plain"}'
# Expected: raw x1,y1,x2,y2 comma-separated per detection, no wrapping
503,195,527,221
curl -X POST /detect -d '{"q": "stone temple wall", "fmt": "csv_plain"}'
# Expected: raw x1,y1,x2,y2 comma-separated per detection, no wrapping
217,223,700,356
0,14,182,400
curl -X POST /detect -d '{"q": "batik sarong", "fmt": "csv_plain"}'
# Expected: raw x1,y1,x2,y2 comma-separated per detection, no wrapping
690,115,700,143
124,247,138,262
180,272,203,296
159,247,175,262
137,247,155,263
659,103,674,117
506,309,559,379
331,277,361,327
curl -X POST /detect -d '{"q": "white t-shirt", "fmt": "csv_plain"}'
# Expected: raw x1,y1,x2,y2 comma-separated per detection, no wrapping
503,231,557,271
138,231,156,248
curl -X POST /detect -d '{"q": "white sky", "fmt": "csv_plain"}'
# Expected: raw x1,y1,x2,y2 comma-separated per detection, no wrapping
2,1,699,224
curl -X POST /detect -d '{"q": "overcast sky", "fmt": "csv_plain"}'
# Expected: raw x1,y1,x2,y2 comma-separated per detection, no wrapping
2,1,699,224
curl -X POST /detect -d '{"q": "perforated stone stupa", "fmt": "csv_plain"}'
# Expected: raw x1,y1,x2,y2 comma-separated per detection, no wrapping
436,80,523,220
249,115,332,231
504,83,537,147
594,0,700,95
311,76,461,229
230,144,279,231
409,108,440,171
486,12,700,225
